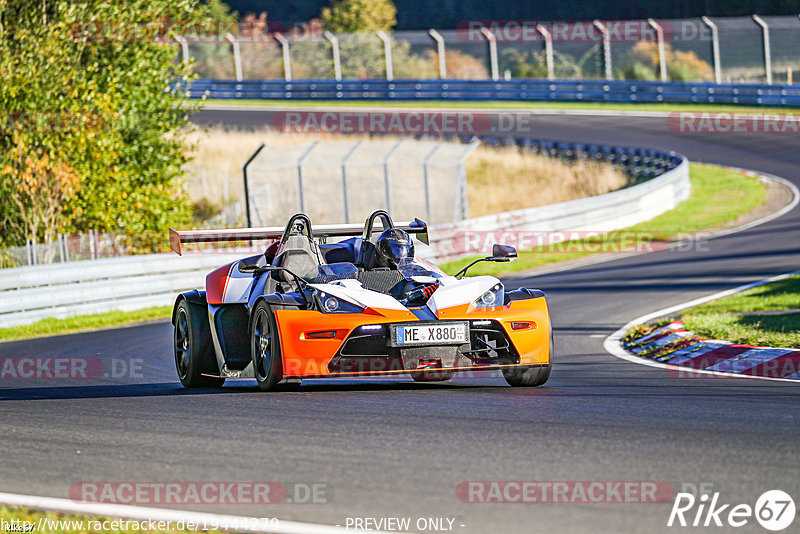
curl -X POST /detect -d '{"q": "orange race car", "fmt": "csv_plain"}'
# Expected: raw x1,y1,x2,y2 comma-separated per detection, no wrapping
169,210,552,390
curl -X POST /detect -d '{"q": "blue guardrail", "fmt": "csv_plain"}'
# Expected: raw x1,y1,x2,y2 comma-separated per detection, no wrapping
190,78,800,106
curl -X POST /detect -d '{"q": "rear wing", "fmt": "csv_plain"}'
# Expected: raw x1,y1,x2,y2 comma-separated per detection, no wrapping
169,219,428,255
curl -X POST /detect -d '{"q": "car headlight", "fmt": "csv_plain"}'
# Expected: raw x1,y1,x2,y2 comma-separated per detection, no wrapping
472,283,504,309
317,292,364,314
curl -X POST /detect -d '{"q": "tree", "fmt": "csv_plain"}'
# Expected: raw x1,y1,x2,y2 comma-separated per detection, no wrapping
0,0,218,250
321,0,396,33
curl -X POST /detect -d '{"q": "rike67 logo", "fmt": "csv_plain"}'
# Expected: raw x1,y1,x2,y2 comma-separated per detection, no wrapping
668,490,796,531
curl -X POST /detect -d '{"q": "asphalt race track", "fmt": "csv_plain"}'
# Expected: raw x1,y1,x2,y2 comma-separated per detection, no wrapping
1,107,799,533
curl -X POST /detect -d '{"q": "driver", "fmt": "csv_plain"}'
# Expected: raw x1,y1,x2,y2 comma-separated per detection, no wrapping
361,228,414,270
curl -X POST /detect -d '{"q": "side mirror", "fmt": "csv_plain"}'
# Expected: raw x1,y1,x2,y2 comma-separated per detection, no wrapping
490,244,518,262
454,243,518,278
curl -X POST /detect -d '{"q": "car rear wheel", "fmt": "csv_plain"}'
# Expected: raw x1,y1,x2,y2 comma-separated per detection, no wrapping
503,330,553,387
251,301,291,391
174,299,225,388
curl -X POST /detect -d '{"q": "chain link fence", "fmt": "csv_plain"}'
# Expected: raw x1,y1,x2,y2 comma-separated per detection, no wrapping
242,138,479,228
182,16,800,84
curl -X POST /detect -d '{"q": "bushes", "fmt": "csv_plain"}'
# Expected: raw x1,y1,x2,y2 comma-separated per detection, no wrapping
620,41,714,82
0,0,208,250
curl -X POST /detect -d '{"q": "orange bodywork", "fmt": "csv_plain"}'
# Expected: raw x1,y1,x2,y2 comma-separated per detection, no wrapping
275,297,551,378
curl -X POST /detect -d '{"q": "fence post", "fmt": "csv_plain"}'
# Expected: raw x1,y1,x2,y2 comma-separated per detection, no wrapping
428,29,447,78
382,140,404,214
536,25,555,80
457,140,481,220
224,33,243,82
752,15,772,84
274,33,292,82
59,233,67,263
592,21,612,80
26,238,34,266
323,31,342,81
296,142,319,214
421,143,443,224
702,16,722,84
340,141,362,223
481,27,499,81
242,143,266,227
174,35,189,65
647,19,668,82
376,30,393,81
90,231,97,260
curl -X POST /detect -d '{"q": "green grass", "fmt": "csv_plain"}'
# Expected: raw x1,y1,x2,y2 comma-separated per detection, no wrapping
0,505,194,534
441,163,766,276
681,275,800,348
204,98,800,115
0,306,172,342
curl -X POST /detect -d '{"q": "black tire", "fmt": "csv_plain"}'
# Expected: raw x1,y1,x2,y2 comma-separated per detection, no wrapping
174,299,225,388
503,330,554,388
250,301,289,391
410,370,455,382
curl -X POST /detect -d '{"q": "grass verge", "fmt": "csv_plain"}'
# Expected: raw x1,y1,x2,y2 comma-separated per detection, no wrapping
441,163,767,276
204,98,800,115
0,306,172,343
681,275,800,348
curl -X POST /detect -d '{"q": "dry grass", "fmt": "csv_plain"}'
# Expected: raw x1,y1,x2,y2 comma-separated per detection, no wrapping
184,127,628,216
464,145,627,217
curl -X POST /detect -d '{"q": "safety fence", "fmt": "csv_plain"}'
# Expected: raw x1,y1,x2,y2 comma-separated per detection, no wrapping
179,16,800,85
0,137,686,327
189,78,800,106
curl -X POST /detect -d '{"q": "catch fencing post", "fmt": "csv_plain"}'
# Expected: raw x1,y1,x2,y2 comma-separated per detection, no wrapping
456,140,481,220
421,143,443,224
174,35,189,65
592,21,612,80
382,140,404,214
224,33,243,81
296,142,319,214
702,17,722,84
58,234,67,263
481,27,499,81
647,19,668,82
376,30,393,81
340,141,362,223
274,33,292,82
536,25,555,80
242,143,266,227
752,15,772,84
323,31,342,81
428,29,447,78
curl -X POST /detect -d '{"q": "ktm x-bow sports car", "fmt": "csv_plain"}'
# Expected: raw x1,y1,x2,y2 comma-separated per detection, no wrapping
169,211,552,390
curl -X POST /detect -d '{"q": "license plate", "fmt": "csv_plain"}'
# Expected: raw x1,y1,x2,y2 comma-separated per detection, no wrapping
392,322,469,346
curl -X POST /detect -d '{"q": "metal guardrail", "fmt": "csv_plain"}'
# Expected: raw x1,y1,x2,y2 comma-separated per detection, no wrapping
0,138,685,327
190,78,800,106
0,253,242,328
422,154,690,262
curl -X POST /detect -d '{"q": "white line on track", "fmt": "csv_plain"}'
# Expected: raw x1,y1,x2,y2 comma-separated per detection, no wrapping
602,166,800,382
0,492,396,534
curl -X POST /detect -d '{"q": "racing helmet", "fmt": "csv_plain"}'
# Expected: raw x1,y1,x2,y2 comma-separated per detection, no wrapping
376,228,414,268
